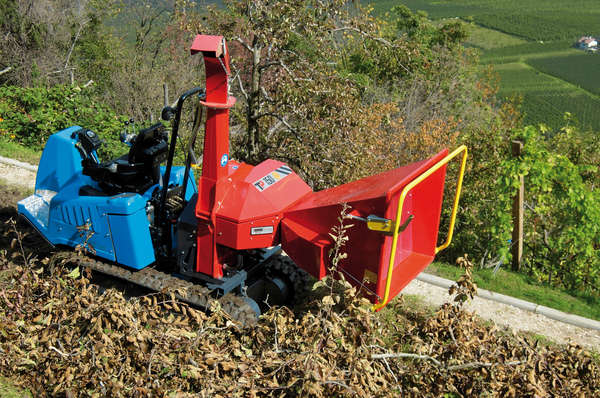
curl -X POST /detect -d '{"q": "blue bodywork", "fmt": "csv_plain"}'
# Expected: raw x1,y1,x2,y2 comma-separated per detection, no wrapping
18,126,196,270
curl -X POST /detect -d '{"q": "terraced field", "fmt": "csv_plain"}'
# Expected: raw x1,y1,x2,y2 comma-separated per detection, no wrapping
371,0,600,41
494,63,600,129
527,53,600,96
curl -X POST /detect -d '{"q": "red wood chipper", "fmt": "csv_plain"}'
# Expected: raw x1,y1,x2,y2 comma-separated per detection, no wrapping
18,35,467,322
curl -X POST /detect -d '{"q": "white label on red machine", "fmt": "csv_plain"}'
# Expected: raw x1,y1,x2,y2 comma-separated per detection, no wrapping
251,226,274,235
253,166,292,192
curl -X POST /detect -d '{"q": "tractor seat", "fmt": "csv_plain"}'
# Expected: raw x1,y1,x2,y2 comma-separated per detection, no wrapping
79,124,169,196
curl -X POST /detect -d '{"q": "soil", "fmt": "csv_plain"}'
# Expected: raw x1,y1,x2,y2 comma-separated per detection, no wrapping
1,160,599,352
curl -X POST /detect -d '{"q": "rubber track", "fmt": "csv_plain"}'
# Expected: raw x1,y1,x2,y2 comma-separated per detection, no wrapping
51,252,259,325
265,255,313,303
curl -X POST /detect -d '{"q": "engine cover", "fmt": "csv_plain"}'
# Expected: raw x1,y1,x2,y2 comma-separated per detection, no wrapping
208,159,312,250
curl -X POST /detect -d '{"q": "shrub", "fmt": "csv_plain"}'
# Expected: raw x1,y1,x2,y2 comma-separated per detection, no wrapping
0,85,126,157
495,123,600,294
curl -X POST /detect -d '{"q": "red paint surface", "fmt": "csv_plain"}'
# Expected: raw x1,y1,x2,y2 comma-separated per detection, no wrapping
281,150,448,305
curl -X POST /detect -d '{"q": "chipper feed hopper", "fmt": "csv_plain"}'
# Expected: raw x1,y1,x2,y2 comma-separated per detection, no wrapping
18,35,467,322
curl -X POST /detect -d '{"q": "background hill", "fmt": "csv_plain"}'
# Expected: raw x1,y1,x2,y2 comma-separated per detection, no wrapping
368,0,600,132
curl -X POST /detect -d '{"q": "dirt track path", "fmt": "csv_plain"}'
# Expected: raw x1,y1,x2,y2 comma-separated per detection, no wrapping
0,162,36,191
403,279,600,351
1,158,599,351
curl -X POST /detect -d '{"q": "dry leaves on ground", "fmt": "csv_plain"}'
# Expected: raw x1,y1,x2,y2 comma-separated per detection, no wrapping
0,250,598,397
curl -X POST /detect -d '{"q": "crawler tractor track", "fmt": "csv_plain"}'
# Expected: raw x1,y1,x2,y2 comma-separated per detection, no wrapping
51,252,259,326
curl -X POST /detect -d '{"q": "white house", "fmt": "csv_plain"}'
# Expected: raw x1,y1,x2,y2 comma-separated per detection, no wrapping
576,36,598,49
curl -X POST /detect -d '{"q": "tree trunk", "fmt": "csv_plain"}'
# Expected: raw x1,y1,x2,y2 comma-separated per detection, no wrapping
247,39,262,161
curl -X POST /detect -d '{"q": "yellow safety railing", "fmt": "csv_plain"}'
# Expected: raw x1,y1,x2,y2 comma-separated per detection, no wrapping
373,145,468,311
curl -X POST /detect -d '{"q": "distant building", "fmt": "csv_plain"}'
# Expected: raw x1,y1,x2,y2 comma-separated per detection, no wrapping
576,36,598,50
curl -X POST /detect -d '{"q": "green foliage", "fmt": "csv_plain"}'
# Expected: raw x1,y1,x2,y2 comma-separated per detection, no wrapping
0,0,46,49
0,0,120,87
0,85,126,156
342,5,469,85
496,124,600,294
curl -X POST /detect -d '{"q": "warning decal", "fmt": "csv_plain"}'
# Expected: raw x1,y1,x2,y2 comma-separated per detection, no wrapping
253,166,292,192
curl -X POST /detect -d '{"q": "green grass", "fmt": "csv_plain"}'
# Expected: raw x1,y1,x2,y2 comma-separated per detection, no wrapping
0,138,41,165
426,262,600,322
0,377,32,398
464,24,526,50
480,41,576,64
527,53,600,96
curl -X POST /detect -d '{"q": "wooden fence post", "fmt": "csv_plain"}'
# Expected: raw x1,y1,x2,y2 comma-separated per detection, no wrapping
511,140,524,271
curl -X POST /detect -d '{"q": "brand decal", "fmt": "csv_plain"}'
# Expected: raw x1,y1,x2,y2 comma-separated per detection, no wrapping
253,165,292,192
251,226,274,235
220,154,228,167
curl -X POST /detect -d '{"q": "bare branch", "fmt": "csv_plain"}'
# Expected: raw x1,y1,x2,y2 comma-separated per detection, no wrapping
49,346,71,358
255,112,302,140
260,86,274,103
266,119,285,138
372,352,526,372
371,352,442,367
230,67,248,100
332,26,392,46
141,8,169,48
259,60,312,82
235,37,254,53
446,360,525,372
0,66,12,76
65,21,88,70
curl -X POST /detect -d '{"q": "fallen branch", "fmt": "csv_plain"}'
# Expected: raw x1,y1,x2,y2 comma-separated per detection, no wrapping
0,66,12,76
372,352,526,372
446,360,526,372
371,352,442,367
49,346,70,358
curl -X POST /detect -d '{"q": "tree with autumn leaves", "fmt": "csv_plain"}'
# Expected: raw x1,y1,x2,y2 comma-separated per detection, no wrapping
173,0,485,192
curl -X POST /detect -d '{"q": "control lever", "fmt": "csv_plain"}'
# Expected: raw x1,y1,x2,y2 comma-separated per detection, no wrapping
120,119,136,146
348,214,414,235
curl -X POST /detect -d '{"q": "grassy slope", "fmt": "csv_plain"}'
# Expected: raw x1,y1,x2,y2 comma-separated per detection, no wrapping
427,262,600,321
0,138,41,164
465,24,526,49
